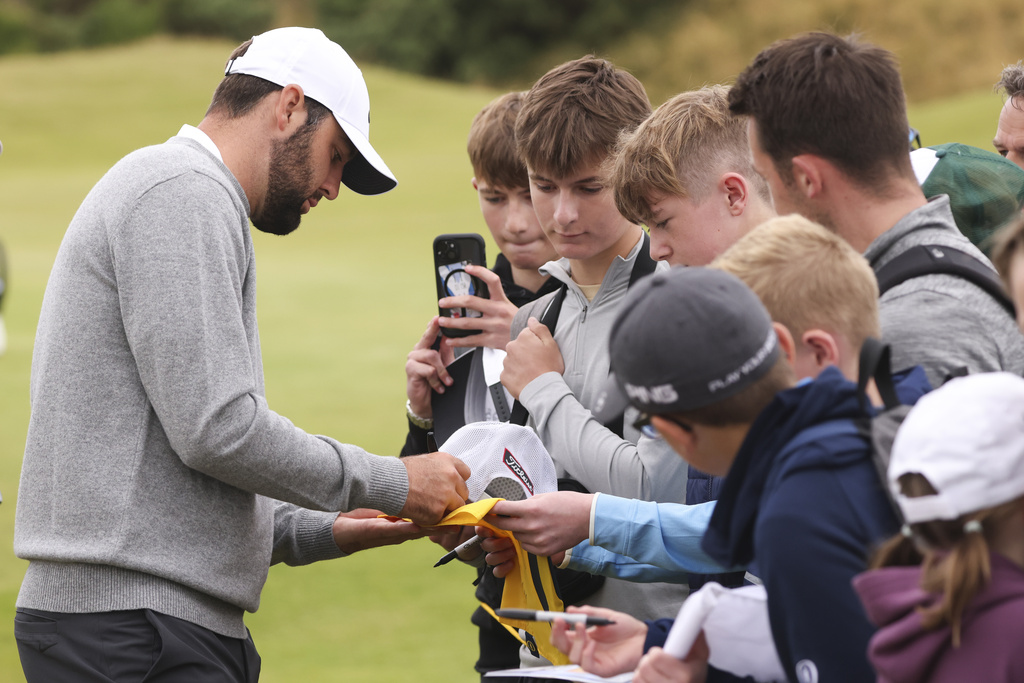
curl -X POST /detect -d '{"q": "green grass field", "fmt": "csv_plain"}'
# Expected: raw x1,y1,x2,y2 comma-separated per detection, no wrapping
0,37,1009,682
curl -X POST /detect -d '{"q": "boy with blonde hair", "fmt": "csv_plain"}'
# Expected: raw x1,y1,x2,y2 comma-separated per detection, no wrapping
611,85,774,267
714,213,880,382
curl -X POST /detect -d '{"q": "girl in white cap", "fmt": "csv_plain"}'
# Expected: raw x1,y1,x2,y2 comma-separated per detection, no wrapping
853,372,1024,682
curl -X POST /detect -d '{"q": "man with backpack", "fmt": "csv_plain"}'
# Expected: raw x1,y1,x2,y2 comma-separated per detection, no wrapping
729,31,1024,385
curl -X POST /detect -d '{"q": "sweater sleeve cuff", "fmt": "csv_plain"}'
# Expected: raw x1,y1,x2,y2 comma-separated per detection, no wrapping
366,454,409,518
297,510,349,562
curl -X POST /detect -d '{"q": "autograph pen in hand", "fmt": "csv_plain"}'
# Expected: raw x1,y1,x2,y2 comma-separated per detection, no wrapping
433,534,484,567
495,609,615,627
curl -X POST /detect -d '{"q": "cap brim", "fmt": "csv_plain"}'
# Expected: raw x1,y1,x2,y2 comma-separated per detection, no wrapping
337,118,397,195
592,372,631,426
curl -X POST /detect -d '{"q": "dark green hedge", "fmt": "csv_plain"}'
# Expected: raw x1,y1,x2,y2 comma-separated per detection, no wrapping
2,0,678,85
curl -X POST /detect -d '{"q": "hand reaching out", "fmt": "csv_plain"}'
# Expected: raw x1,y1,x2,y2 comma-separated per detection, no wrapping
331,508,434,554
485,491,593,556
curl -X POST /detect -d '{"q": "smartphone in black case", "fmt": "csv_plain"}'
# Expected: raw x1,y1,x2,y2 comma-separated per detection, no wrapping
433,233,489,337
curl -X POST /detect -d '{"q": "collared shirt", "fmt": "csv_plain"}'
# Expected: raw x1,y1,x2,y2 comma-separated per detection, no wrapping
176,124,223,163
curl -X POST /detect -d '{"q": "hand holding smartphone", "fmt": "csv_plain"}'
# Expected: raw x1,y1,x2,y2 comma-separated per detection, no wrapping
433,233,489,338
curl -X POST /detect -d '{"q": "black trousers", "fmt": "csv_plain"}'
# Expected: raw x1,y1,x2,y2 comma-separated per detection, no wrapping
15,608,261,682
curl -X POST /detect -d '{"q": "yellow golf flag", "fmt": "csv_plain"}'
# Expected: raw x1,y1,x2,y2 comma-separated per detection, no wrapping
436,499,569,665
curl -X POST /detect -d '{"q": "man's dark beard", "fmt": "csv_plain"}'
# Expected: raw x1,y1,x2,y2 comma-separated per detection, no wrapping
251,122,318,236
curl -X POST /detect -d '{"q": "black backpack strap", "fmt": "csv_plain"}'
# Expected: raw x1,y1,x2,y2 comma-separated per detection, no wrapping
628,231,658,287
856,337,901,414
874,244,1016,318
508,285,567,427
855,337,909,527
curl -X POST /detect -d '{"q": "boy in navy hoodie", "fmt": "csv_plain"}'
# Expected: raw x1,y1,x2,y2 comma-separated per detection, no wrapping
553,266,921,683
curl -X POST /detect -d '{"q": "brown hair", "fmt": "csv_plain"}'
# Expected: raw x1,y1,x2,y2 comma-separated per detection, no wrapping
515,55,651,178
871,473,1022,647
671,354,795,427
207,39,331,127
990,214,1024,292
713,214,881,352
612,85,770,226
728,32,914,195
996,60,1024,106
467,91,529,190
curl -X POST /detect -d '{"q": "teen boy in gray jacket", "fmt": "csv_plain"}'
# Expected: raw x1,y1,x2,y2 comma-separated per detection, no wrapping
499,57,686,631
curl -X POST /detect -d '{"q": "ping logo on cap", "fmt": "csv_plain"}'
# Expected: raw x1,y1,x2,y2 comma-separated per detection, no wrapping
624,383,679,405
503,448,534,495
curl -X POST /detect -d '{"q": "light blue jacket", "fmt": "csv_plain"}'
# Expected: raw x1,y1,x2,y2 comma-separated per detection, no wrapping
566,494,733,582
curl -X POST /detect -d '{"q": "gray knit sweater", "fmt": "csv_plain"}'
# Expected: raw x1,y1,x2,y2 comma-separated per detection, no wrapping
863,195,1024,387
14,136,409,638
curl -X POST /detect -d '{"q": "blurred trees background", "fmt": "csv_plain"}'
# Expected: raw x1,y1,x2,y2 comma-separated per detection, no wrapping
1,0,1022,103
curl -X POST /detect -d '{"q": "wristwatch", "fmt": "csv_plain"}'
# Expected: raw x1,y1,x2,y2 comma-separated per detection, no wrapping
406,399,433,430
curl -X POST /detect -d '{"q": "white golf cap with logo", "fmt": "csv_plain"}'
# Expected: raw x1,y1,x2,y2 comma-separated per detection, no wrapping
225,26,397,195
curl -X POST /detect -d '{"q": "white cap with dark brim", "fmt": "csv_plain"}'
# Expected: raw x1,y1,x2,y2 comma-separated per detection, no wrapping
225,27,397,196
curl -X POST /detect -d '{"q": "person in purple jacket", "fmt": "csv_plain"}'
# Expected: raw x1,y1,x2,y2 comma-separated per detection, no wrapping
854,372,1024,683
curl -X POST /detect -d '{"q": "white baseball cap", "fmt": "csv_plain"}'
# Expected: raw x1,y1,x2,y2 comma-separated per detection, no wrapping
889,372,1024,524
225,27,397,195
439,422,558,503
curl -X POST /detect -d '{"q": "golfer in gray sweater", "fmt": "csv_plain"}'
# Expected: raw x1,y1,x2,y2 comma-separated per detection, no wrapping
13,27,469,682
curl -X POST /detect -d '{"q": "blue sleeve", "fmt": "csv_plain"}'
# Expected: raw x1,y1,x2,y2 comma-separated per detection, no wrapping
591,495,737,575
756,465,894,683
566,540,689,583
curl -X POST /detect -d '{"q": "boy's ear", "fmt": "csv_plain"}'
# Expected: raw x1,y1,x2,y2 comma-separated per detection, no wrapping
773,321,797,365
800,328,841,370
719,173,748,216
471,177,479,191
790,154,826,199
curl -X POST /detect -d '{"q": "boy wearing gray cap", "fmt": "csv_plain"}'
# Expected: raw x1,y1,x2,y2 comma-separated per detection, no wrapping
565,266,904,682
